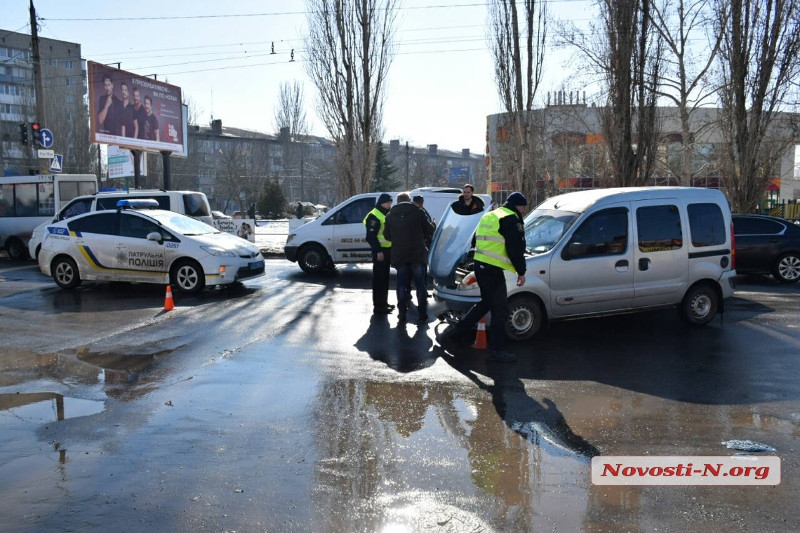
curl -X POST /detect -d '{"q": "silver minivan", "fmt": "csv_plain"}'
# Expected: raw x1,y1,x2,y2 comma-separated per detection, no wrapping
430,187,737,341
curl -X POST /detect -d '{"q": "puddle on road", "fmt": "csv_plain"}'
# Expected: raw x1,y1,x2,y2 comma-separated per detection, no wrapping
0,392,105,423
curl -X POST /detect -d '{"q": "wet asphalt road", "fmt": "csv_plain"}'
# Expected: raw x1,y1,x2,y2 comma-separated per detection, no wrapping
0,256,799,533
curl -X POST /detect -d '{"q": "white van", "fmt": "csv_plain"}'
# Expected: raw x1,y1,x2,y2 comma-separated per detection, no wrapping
284,187,491,273
431,187,737,341
28,189,213,260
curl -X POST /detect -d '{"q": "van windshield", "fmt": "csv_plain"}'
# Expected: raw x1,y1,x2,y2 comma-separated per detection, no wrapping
184,194,211,217
524,208,580,253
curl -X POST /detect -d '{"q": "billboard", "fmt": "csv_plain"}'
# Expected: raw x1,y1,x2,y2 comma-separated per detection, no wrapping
88,61,185,154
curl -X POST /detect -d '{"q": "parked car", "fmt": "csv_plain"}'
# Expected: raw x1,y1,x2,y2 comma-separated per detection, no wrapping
38,200,264,294
28,189,213,260
732,214,800,283
285,187,489,273
212,210,232,220
430,187,737,341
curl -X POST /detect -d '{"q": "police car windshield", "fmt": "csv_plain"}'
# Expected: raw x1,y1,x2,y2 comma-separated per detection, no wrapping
524,208,580,253
148,211,218,236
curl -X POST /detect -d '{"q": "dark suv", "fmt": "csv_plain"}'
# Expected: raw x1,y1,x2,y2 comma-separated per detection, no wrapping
732,214,800,283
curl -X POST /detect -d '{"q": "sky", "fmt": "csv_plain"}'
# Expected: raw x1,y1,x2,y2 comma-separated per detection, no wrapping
5,0,591,155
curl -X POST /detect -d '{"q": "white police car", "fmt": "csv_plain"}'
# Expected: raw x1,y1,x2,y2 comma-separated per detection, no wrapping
38,200,265,294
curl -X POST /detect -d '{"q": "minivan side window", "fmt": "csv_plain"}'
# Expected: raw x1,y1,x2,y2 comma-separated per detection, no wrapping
563,208,628,259
637,205,683,252
96,195,169,211
688,203,725,246
67,213,116,235
323,198,375,225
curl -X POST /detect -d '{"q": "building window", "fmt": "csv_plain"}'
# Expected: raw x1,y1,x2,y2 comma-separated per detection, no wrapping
64,60,74,69
50,58,59,67
65,77,75,86
65,94,75,104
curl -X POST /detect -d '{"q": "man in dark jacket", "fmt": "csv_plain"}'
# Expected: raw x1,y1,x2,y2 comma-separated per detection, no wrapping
437,191,528,362
385,192,435,323
364,193,394,314
450,183,486,215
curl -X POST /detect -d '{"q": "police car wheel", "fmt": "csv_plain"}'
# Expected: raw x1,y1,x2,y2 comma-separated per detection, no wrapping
505,294,544,342
298,244,329,274
171,259,205,294
52,256,82,289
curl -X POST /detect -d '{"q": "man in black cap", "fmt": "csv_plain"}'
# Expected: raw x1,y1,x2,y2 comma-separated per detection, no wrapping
363,193,394,314
412,194,434,249
437,191,528,362
385,192,435,323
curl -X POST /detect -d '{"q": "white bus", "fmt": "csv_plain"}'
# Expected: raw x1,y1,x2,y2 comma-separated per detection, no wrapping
0,174,98,259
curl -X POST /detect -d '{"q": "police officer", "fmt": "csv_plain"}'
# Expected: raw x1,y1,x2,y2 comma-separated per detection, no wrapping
437,192,528,362
364,193,394,314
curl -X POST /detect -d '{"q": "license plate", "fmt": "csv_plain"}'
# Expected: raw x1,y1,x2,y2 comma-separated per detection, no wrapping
249,260,264,270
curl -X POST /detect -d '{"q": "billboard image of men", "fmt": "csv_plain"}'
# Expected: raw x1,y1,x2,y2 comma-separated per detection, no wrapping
120,82,137,138
142,95,160,142
97,74,122,135
132,87,147,140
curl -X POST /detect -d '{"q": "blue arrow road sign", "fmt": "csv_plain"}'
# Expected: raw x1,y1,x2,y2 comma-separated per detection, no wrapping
39,128,54,148
50,154,63,173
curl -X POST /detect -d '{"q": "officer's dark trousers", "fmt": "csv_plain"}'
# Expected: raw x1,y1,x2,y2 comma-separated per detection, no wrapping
456,261,509,350
372,248,391,308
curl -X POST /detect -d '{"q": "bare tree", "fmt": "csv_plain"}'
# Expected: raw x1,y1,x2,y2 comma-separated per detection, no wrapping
488,0,547,200
651,0,724,185
273,81,309,137
305,0,398,200
714,0,800,213
600,0,664,187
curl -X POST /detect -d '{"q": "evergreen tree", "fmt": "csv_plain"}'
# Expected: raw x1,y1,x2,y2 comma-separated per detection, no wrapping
257,178,288,219
371,142,402,192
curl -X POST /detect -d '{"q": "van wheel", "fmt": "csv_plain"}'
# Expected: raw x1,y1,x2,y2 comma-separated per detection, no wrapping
505,294,545,342
773,252,800,283
6,237,28,260
680,283,718,326
298,244,330,274
52,256,82,289
171,259,205,294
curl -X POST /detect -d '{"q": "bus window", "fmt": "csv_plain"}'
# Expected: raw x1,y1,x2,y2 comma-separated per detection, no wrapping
0,184,12,217
58,180,98,210
14,184,37,217
37,182,55,216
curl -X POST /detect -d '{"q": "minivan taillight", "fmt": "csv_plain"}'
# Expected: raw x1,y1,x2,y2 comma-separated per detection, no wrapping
730,221,736,270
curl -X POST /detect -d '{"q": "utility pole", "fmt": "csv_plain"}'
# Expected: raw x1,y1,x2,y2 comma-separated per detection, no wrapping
29,0,46,127
29,0,46,174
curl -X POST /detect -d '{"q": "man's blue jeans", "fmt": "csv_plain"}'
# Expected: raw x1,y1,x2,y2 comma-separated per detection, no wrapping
396,263,427,319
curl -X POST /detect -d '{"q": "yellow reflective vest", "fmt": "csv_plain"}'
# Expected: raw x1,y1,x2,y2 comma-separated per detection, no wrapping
363,208,391,248
473,207,517,272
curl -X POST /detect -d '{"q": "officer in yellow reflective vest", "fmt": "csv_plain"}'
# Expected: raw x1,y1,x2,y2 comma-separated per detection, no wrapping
437,192,528,362
364,193,394,314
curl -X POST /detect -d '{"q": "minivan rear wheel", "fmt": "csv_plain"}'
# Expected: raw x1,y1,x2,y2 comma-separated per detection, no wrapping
680,283,718,326
505,294,545,342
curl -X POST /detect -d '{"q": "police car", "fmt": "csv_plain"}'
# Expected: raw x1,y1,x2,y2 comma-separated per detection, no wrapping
38,200,265,294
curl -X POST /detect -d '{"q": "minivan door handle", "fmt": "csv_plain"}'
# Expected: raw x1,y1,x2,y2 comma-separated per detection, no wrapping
639,258,651,271
615,259,629,272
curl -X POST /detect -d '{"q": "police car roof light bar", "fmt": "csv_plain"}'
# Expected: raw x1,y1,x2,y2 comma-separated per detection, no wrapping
117,199,160,209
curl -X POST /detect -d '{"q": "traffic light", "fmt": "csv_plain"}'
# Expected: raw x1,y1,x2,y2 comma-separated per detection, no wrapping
31,122,41,146
19,123,29,145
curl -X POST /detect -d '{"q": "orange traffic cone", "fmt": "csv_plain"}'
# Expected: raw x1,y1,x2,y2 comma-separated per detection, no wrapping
471,317,488,349
163,285,175,312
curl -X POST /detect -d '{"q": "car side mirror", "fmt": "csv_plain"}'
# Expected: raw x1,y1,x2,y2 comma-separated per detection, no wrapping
146,231,163,243
562,241,584,260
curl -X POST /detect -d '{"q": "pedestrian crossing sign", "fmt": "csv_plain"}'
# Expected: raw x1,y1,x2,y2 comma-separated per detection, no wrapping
50,154,63,173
